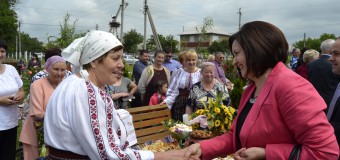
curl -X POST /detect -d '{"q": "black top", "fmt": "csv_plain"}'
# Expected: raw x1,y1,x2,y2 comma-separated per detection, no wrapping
236,99,254,150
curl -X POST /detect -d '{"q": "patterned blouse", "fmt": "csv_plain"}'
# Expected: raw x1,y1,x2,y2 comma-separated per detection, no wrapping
187,81,230,112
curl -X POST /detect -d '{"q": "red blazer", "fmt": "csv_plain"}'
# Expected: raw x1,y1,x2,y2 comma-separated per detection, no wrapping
199,62,339,160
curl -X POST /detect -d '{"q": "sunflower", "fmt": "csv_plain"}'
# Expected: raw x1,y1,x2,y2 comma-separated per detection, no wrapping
192,123,200,129
224,117,229,124
215,120,221,127
214,107,221,114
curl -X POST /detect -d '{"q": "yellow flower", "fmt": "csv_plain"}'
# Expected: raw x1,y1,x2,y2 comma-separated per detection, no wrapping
225,117,229,124
215,120,221,127
228,121,232,129
193,123,199,129
230,107,236,114
214,107,221,114
225,108,232,116
196,109,203,115
207,113,211,120
221,124,225,131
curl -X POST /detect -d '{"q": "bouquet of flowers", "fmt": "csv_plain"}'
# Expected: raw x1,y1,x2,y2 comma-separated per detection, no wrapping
162,119,192,148
190,93,237,135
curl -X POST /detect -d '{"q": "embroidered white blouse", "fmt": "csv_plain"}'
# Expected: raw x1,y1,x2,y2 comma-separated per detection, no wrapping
164,68,201,109
44,75,154,160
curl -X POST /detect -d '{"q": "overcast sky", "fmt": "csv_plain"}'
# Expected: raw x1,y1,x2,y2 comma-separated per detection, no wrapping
15,0,340,46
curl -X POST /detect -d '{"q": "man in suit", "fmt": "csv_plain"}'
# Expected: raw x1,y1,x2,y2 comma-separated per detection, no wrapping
308,39,338,106
329,37,340,151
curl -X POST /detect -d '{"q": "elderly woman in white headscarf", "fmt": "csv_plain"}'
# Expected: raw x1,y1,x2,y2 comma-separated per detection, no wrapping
20,56,67,160
44,30,186,160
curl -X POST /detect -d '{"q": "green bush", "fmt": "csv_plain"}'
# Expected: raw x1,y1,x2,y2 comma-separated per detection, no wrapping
230,78,246,109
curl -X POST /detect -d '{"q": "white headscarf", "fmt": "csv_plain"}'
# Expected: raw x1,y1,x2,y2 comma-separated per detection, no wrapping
62,30,123,74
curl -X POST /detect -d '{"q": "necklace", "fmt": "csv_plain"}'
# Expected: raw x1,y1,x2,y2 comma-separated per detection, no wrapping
249,96,258,104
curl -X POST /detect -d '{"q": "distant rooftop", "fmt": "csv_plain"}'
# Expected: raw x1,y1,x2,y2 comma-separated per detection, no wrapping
179,27,230,36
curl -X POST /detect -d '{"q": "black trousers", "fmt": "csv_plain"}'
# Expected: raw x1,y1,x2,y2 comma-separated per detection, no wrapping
0,126,17,160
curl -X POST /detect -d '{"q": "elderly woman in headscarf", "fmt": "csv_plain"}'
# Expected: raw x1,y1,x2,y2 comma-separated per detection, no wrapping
43,30,186,160
19,56,67,160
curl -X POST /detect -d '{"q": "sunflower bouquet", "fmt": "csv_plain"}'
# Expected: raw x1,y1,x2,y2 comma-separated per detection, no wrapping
190,93,237,135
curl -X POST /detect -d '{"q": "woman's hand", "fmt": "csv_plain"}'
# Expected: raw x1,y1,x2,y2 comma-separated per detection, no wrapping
184,143,202,160
14,87,25,102
0,96,17,105
234,147,265,160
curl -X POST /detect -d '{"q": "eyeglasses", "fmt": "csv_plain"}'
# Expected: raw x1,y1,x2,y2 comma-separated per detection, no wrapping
219,57,225,59
166,55,173,58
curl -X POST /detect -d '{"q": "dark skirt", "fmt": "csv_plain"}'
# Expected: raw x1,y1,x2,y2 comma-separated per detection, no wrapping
171,89,190,122
0,126,17,160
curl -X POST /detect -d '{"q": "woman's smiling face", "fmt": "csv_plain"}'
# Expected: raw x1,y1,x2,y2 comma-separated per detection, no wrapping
93,49,124,85
232,40,254,80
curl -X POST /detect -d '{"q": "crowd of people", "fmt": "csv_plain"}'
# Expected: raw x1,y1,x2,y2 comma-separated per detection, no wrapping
0,20,340,159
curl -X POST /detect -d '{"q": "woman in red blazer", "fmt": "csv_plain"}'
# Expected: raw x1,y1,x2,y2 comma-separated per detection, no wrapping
185,21,339,160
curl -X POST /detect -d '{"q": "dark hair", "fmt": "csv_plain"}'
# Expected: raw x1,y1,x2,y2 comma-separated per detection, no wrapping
157,80,168,93
229,21,288,78
154,50,165,57
164,47,172,54
0,40,8,51
156,80,168,103
44,48,62,62
139,49,149,56
32,53,39,59
83,45,123,70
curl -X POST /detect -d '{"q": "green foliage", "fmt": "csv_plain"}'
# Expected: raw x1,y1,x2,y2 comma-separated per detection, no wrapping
196,16,214,53
224,59,239,83
45,13,86,49
0,0,18,52
20,32,44,53
223,59,245,109
123,29,143,53
230,78,246,109
21,67,42,97
208,39,229,53
293,33,337,51
147,34,179,52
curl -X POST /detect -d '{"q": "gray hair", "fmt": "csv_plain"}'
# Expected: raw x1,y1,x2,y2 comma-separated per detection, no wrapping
320,39,335,53
200,62,215,73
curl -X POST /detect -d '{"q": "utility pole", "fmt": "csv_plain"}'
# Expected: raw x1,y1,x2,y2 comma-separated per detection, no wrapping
143,0,147,49
18,21,22,60
143,0,162,50
15,33,18,60
303,33,306,47
237,8,242,31
109,0,128,40
120,0,128,41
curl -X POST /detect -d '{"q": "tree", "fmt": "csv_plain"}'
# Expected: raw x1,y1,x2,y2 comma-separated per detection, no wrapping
0,0,19,52
196,17,214,53
208,39,229,54
20,32,44,53
147,34,179,52
122,29,143,53
45,13,86,49
293,33,337,51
